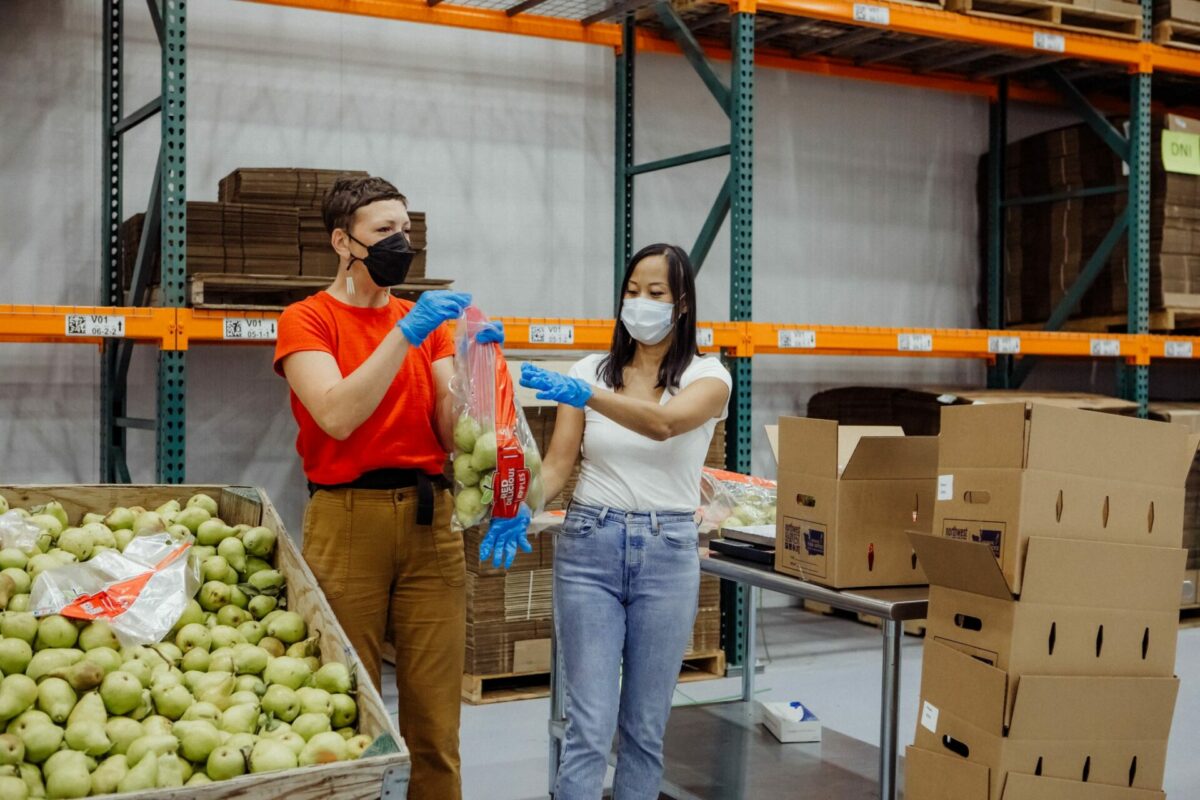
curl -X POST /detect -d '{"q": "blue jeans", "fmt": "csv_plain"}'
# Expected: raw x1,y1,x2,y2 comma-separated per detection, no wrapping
553,503,701,800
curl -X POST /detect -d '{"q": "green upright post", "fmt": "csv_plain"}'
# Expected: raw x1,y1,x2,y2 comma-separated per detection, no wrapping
614,16,636,307
986,78,1010,389
721,8,755,671
101,0,125,483
157,0,188,483
1120,2,1151,418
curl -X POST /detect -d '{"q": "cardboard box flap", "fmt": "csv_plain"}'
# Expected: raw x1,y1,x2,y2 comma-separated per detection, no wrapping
939,404,1029,469
922,641,1008,734
1001,773,1165,800
1026,405,1195,487
765,425,779,465
836,425,905,475
842,435,938,480
1009,675,1179,741
1021,538,1186,610
1150,403,1200,435
905,746,990,800
777,416,838,476
907,531,1013,599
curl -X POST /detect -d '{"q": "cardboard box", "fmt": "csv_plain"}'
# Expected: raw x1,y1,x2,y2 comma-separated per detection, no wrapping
911,533,1184,727
904,746,1166,800
934,403,1195,594
913,641,1178,799
775,416,935,588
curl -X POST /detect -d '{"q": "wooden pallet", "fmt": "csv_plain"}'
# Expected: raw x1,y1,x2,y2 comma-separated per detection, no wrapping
461,649,727,705
1155,18,1200,49
948,0,1142,38
188,272,453,310
1010,305,1200,333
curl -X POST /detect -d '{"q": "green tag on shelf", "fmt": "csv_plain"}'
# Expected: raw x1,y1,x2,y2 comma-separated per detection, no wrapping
1162,130,1200,175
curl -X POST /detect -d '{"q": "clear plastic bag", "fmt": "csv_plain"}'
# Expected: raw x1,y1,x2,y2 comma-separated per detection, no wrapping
0,510,42,552
29,533,202,648
450,306,546,530
699,468,777,532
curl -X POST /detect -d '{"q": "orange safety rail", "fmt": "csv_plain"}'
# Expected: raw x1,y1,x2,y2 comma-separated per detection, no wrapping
0,305,176,347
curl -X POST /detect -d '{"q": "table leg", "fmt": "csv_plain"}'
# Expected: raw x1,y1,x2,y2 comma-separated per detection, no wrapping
879,619,902,800
549,630,564,795
741,584,757,702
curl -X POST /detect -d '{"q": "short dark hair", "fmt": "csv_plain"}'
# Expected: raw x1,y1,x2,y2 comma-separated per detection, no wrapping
599,243,699,392
321,176,408,235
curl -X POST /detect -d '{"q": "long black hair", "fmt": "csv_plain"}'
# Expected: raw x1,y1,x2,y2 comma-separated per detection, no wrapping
599,243,699,392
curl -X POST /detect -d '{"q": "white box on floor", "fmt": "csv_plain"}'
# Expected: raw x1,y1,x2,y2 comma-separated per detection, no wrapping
758,701,822,743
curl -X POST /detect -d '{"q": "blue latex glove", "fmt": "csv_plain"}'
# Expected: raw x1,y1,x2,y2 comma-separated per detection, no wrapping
480,505,533,570
397,291,472,346
475,321,505,346
520,363,592,409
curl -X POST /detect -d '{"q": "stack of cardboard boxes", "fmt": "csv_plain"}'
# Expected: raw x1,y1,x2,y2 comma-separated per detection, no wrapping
904,403,1197,800
1151,403,1200,604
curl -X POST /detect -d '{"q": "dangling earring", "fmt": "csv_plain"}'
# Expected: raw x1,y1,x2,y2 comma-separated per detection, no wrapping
346,276,356,297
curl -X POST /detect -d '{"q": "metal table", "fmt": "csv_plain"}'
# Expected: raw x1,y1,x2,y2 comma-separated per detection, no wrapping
548,550,928,800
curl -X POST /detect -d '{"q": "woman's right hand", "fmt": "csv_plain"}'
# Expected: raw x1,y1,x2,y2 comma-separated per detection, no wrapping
520,363,593,409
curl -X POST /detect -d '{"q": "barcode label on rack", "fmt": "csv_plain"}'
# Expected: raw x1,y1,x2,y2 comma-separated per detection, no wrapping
223,318,277,341
898,333,933,352
696,328,714,348
853,4,890,25
1090,338,1121,357
1165,340,1194,359
987,336,1021,355
65,314,126,338
1033,32,1065,52
529,324,575,345
777,329,816,349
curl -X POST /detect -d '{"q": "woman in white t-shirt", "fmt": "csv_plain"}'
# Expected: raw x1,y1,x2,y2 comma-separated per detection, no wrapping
519,243,731,800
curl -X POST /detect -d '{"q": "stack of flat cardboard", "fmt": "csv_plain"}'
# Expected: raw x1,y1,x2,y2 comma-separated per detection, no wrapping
218,168,369,207
1150,403,1200,595
904,404,1195,800
298,211,337,278
993,115,1200,326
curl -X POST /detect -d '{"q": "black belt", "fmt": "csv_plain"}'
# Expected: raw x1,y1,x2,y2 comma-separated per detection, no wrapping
307,468,446,525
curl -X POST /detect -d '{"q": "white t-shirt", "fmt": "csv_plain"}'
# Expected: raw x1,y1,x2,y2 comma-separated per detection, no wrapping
568,354,732,513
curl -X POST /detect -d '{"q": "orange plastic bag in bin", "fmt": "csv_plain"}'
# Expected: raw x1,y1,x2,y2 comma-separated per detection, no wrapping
451,306,546,530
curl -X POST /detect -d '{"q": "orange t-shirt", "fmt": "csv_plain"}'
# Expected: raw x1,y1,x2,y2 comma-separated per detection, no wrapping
272,291,454,484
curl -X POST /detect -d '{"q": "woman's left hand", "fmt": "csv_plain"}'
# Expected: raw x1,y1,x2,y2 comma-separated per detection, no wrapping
520,363,592,408
480,504,533,569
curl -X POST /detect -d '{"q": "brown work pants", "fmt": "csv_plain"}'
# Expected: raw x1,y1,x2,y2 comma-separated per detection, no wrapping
301,486,465,800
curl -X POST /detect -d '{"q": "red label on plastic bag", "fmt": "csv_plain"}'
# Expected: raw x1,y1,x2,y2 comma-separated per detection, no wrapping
60,542,192,621
493,445,530,519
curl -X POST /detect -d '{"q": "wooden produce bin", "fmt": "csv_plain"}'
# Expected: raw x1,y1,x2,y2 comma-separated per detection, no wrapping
0,484,410,800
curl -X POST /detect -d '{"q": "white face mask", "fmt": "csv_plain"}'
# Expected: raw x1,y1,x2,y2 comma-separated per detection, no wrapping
620,297,675,345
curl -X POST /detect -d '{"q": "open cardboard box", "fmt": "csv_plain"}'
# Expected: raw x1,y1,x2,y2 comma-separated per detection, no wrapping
904,746,1166,800
909,533,1184,728
912,641,1177,800
933,403,1197,594
774,416,936,588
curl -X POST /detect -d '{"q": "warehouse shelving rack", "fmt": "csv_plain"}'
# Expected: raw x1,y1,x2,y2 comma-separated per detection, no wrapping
3,0,1200,672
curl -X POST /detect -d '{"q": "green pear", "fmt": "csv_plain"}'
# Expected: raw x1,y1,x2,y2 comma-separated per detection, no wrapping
249,738,296,774
299,730,348,766
232,644,269,677
0,732,24,766
229,691,260,709
21,722,64,764
235,675,265,696
242,527,277,558
64,720,111,757
243,556,272,579
0,612,37,644
114,529,134,552
174,506,211,535
155,753,186,788
191,545,217,563
128,688,153,721
151,642,183,666
207,650,235,675
216,537,247,574
0,775,27,800
165,524,190,541
263,657,311,691
26,649,83,682
291,712,331,741
35,502,69,529
28,515,64,539
1,568,30,596
151,683,194,721
331,693,358,729
181,701,222,724
187,493,219,517
224,732,257,751
124,734,178,767
201,555,231,584
117,658,152,689
347,733,372,759
295,687,333,717
43,749,92,799
90,754,128,795
314,662,353,694
286,636,320,660
210,625,246,650
174,719,222,763
175,623,212,653
248,569,284,593
229,585,250,610
132,511,166,535
117,749,158,792
34,617,78,651
66,691,106,728
104,507,134,531
219,703,260,735
56,528,93,562
196,520,233,547
205,744,247,781
0,639,33,676
99,671,142,715
46,660,105,693
217,604,252,628
140,716,174,739
273,730,306,757
78,621,119,652
187,772,213,786
258,637,285,659
0,675,39,722
199,581,232,613
0,548,27,570
237,621,266,646
248,595,277,621
9,762,44,798
171,599,205,634
4,594,29,613
34,681,75,729
82,647,123,676
104,717,143,756
155,499,182,520
6,709,51,738
181,647,211,673
335,727,355,740
302,656,320,676
193,672,236,710
266,612,306,646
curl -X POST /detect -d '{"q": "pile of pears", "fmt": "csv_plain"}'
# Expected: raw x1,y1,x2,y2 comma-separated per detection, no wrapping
0,493,368,799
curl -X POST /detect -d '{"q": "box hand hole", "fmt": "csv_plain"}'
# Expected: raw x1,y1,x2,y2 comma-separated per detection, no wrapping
963,491,990,504
798,494,816,508
954,613,982,632
941,735,969,758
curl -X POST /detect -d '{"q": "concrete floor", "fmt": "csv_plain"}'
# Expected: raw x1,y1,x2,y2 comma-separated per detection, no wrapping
382,607,1200,799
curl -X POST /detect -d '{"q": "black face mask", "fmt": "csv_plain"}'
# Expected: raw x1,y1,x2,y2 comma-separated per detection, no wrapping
347,231,415,287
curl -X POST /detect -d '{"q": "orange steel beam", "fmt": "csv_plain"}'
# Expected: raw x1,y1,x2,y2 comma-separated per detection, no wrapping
0,306,176,347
